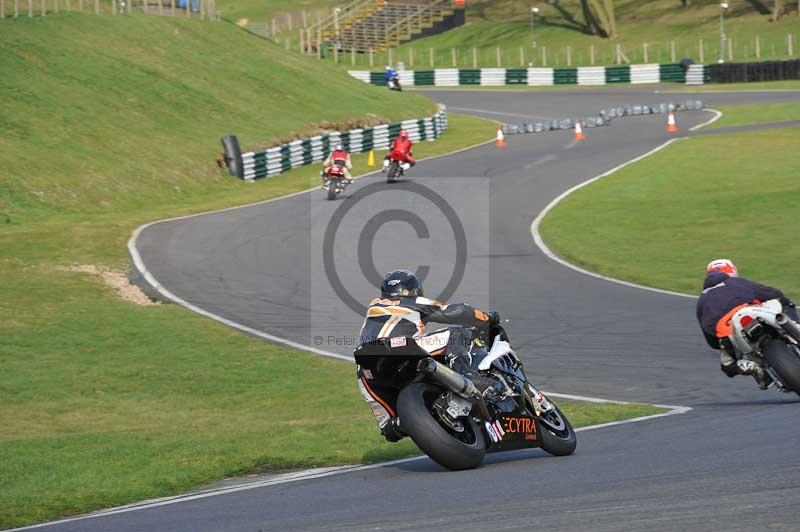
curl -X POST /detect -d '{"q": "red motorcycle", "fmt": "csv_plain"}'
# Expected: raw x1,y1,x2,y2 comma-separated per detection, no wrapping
322,162,348,200
384,150,413,183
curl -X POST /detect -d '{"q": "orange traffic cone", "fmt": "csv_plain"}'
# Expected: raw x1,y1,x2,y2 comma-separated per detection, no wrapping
666,112,679,133
574,120,586,141
495,127,507,148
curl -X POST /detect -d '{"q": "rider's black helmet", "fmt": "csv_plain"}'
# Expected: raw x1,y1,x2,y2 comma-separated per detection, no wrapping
381,269,423,298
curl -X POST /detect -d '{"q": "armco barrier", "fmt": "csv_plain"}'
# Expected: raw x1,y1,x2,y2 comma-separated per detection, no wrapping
349,63,688,87
229,106,448,181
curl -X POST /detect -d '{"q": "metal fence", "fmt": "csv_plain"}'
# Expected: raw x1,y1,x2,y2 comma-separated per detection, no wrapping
0,0,218,19
287,35,798,69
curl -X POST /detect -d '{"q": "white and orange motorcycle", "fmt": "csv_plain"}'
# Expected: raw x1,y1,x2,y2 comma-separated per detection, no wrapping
725,299,800,394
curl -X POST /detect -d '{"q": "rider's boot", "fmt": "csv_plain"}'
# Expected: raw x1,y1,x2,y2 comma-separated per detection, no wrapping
380,417,407,442
752,366,773,390
736,358,771,389
358,377,406,441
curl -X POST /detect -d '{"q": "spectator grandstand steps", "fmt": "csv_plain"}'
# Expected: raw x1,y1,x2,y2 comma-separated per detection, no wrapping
316,0,457,53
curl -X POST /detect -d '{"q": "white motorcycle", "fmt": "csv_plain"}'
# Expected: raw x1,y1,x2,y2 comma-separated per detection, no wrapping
725,299,800,394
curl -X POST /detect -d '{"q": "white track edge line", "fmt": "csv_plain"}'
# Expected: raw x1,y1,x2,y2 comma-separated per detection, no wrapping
530,137,697,300
690,108,722,131
529,107,725,299
8,400,691,531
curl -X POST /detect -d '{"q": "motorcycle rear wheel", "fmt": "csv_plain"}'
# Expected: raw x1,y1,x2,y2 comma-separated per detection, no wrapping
536,404,577,457
397,383,486,471
327,180,337,200
387,162,399,183
763,339,800,393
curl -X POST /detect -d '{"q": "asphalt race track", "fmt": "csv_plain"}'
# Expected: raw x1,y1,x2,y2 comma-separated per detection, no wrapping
35,87,800,531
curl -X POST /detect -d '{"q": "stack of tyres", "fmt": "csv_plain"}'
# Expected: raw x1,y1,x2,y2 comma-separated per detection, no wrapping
708,59,800,84
370,71,386,86
506,68,528,85
414,71,435,86
554,68,578,85
606,66,630,84
659,63,685,83
459,69,481,85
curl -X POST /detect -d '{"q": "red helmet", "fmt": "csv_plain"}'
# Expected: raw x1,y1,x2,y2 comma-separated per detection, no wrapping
398,129,408,138
706,258,738,277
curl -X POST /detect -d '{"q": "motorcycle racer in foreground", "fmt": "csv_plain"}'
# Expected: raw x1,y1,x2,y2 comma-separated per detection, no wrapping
357,269,498,441
697,258,798,388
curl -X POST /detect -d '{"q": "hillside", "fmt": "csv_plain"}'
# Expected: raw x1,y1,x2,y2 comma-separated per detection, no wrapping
217,0,339,25
0,12,434,225
346,0,799,68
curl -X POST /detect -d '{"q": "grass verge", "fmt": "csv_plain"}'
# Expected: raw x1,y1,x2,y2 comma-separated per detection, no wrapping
540,127,800,296
709,102,800,128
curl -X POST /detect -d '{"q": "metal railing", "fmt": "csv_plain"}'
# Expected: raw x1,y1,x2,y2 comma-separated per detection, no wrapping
305,0,380,43
382,0,451,50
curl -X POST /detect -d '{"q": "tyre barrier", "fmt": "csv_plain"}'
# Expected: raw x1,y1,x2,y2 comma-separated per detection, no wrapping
500,100,704,136
223,106,448,181
349,63,688,87
706,59,800,84
352,60,799,88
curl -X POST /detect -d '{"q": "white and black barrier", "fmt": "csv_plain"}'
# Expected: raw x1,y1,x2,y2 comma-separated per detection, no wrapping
222,106,449,181
500,100,704,135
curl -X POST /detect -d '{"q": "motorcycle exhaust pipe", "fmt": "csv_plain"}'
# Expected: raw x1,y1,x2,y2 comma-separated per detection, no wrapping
417,358,491,421
776,314,800,343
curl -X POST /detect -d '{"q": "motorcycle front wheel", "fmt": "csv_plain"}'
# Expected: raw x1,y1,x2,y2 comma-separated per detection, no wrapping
397,383,486,471
536,403,577,457
763,339,800,393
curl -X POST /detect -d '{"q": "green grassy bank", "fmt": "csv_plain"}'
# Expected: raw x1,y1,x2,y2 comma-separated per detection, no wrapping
541,124,800,295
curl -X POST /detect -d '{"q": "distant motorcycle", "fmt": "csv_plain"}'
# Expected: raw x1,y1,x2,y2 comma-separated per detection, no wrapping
724,298,800,395
322,163,348,200
353,323,577,471
384,151,411,183
387,75,402,92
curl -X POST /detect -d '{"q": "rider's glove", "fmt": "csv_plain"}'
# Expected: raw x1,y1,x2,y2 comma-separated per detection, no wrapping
780,296,796,309
487,311,500,327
